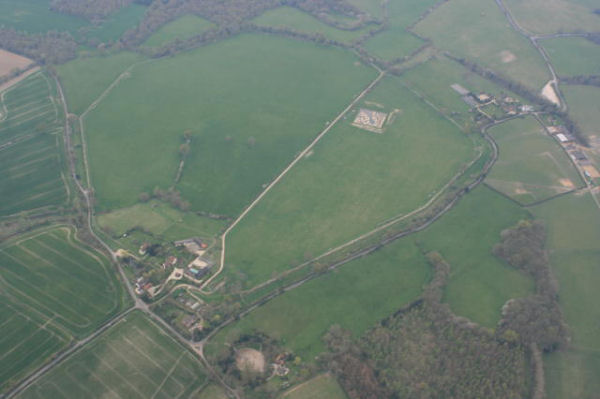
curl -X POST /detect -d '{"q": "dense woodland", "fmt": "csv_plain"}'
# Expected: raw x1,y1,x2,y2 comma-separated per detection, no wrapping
0,29,77,64
49,0,135,21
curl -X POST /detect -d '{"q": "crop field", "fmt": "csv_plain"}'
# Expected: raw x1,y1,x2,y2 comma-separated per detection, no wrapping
531,192,600,399
504,0,600,34
415,186,534,327
414,0,550,90
17,311,207,399
253,7,373,44
144,15,216,47
485,116,583,204
281,374,347,399
194,384,228,399
57,52,146,115
0,0,87,35
0,73,68,217
0,298,69,394
562,85,600,141
362,0,437,61
84,33,377,215
0,227,122,336
542,37,600,77
0,49,33,78
399,55,521,130
209,238,430,360
97,200,226,242
225,75,473,288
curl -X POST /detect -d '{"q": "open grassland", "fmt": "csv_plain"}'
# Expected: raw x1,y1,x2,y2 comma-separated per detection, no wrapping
531,192,600,399
97,200,226,241
486,116,583,204
57,52,146,115
542,37,600,77
194,384,228,399
253,7,373,44
281,374,347,399
0,227,123,336
414,0,550,90
399,55,521,130
415,186,534,327
347,0,383,19
504,0,600,34
362,0,436,61
84,34,376,215
0,299,69,395
225,75,473,288
84,3,147,43
0,0,87,35
144,15,215,47
562,85,600,141
209,238,429,359
0,73,68,217
17,311,207,399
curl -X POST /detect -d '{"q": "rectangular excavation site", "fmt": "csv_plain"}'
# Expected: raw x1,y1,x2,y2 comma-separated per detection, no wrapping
352,108,388,133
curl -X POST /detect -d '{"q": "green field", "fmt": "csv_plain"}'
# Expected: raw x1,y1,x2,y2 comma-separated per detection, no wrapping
0,73,68,217
83,3,147,43
17,311,207,399
486,116,583,204
530,192,600,399
414,0,550,90
543,37,600,77
144,15,215,47
504,0,600,34
0,227,123,335
210,238,430,359
253,7,373,44
225,75,473,288
194,384,228,399
84,33,377,215
362,0,436,61
347,0,383,19
0,298,69,394
281,374,347,399
562,85,600,141
97,200,226,241
415,186,534,327
57,52,146,115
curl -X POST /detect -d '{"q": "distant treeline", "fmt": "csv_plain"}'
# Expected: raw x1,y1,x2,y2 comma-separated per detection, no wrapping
49,0,135,21
0,29,77,65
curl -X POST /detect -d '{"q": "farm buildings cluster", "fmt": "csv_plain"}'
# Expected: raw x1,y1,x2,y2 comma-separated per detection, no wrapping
450,83,533,120
547,125,600,181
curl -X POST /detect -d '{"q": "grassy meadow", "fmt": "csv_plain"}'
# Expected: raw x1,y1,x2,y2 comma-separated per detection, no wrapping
281,374,347,399
347,0,383,19
57,52,146,115
84,33,377,215
0,299,69,394
414,0,550,90
17,311,207,399
0,73,68,217
415,186,534,327
562,85,600,141
144,15,215,47
504,0,600,34
225,75,473,288
486,116,583,204
209,238,430,360
253,7,374,44
542,37,600,77
194,384,228,399
362,0,437,61
531,192,600,399
0,227,123,336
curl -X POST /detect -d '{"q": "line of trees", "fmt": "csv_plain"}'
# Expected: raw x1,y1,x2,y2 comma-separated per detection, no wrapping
49,0,134,21
0,29,78,65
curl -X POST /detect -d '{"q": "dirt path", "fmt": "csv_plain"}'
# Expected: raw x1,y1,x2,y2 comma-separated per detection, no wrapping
201,68,386,292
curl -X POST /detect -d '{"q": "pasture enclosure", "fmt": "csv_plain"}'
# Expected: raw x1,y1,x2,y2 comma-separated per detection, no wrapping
0,72,68,217
486,116,583,204
363,0,436,61
415,186,534,327
225,75,473,288
144,15,216,47
16,311,207,399
83,33,377,215
562,85,600,142
281,374,347,399
57,52,146,115
542,37,600,77
504,0,600,34
209,238,430,360
414,0,550,90
0,227,123,336
253,7,373,44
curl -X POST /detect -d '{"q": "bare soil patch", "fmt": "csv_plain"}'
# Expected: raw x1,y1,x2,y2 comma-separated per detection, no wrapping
558,178,575,188
541,81,560,106
500,50,516,64
0,49,33,77
236,348,265,374
583,165,600,178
